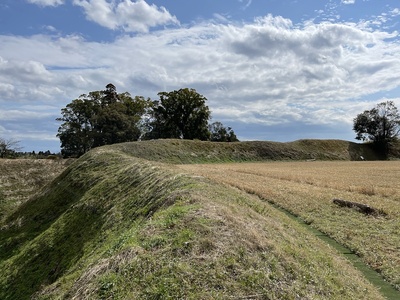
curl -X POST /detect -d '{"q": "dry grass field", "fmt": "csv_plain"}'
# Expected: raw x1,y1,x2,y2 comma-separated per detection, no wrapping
178,161,400,291
0,159,70,223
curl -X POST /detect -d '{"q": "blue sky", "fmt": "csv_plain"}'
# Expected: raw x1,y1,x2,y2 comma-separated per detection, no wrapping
1,0,400,152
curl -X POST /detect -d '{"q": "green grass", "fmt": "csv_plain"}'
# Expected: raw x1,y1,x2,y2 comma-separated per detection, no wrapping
111,138,387,163
0,139,398,299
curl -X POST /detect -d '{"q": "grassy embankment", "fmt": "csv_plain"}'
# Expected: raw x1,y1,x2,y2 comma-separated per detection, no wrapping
0,139,398,299
111,138,387,163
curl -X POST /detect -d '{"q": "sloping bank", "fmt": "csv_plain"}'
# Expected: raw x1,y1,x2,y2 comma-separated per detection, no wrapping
0,145,388,299
111,138,386,163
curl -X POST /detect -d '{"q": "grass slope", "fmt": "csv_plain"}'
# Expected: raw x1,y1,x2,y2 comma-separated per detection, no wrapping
111,138,386,163
0,143,387,299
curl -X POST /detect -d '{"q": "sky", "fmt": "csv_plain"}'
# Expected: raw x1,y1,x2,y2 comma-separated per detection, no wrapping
1,0,400,152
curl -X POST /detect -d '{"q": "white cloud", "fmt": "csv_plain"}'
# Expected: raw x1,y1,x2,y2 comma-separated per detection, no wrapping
213,13,230,23
0,125,8,135
0,59,53,83
27,0,65,6
341,0,355,4
391,8,400,16
0,109,54,121
0,83,15,99
72,0,179,32
43,25,58,32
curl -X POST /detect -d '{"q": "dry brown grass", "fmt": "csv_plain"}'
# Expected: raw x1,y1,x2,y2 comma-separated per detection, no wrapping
178,161,400,291
0,159,70,222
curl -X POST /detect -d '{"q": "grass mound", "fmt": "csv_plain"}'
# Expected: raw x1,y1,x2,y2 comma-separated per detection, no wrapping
111,138,382,163
0,146,386,299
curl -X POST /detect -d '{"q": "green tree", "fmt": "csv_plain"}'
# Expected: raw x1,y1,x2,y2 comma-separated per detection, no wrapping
91,91,147,147
353,101,400,144
144,88,211,140
57,98,97,157
57,84,149,157
209,121,239,142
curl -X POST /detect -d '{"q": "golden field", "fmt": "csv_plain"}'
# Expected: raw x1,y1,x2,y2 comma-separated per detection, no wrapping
178,161,400,291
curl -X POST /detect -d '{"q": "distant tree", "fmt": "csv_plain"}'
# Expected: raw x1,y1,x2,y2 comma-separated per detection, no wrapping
353,101,400,144
353,101,400,156
209,121,239,142
57,84,150,157
0,137,22,158
57,97,97,157
143,88,211,140
91,90,147,147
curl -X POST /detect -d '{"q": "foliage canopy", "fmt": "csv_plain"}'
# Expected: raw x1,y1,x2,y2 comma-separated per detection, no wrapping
143,88,211,141
57,84,149,157
209,121,239,142
353,101,400,146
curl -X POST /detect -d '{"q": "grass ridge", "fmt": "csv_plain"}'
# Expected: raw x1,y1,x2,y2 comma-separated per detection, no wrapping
111,138,389,163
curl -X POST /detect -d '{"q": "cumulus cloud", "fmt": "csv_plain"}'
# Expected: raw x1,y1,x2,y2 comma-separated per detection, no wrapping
72,0,179,32
341,0,355,4
0,59,53,83
27,0,179,33
27,0,65,6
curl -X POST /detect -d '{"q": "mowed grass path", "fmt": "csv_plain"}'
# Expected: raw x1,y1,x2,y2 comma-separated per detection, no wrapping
178,161,400,291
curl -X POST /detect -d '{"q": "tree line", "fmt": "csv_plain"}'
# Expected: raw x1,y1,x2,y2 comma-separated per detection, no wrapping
57,84,238,157
0,137,58,159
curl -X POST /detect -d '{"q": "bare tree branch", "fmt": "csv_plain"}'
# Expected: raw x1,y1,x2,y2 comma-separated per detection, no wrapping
0,137,23,158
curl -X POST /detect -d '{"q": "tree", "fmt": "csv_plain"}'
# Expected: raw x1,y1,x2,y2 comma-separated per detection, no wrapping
91,91,147,147
209,121,239,142
57,98,97,157
57,84,149,157
143,88,211,140
353,101,400,145
0,137,22,158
